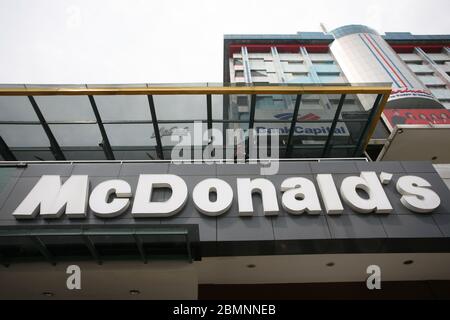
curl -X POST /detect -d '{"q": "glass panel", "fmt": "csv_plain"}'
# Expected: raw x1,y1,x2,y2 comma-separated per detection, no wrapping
153,95,206,120
63,149,106,160
140,233,188,257
328,94,375,155
39,235,90,258
0,125,49,147
159,122,208,147
226,94,250,121
90,235,137,257
113,149,158,160
255,94,296,120
49,124,102,147
105,124,156,146
0,237,42,260
94,95,152,121
12,150,55,161
0,96,37,121
212,95,224,120
35,96,95,121
291,147,325,158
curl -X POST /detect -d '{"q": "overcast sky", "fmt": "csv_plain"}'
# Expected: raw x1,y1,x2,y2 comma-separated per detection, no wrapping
0,0,449,84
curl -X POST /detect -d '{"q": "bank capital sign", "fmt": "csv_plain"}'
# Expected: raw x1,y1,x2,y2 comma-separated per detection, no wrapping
12,171,441,219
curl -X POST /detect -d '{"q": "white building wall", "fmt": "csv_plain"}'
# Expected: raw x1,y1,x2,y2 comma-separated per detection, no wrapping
329,25,443,110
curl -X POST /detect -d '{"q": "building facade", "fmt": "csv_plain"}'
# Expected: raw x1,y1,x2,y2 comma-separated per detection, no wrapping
224,25,450,161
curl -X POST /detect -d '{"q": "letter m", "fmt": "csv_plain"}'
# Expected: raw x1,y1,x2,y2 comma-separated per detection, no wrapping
13,175,89,219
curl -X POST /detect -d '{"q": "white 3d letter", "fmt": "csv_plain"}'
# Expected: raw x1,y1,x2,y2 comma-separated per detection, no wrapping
396,176,440,213
132,174,188,217
281,178,321,215
340,171,393,214
89,180,132,218
13,175,89,219
316,174,344,215
192,178,233,216
237,178,279,216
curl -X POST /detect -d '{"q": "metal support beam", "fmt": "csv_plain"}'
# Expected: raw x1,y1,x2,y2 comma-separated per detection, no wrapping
133,234,147,264
147,95,164,160
415,47,450,87
353,94,383,157
322,94,346,158
31,236,56,266
28,96,66,161
0,85,392,96
248,94,256,130
0,136,16,161
246,94,257,159
206,94,212,133
241,47,252,84
285,95,302,157
88,95,115,160
83,235,102,265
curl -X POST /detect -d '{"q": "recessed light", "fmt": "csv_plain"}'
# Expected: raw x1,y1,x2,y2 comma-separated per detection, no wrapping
42,292,54,297
403,260,414,265
246,264,256,269
129,290,140,295
326,262,335,267
432,156,438,161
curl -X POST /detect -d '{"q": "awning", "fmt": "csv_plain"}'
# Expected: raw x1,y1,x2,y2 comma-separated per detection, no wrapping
0,83,391,161
0,226,200,266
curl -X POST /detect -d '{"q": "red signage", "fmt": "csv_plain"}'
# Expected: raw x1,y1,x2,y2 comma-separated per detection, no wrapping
384,109,450,128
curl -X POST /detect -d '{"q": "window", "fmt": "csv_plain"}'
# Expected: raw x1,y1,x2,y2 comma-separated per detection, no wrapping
317,72,340,76
236,96,248,106
251,70,267,77
312,60,334,65
426,84,446,89
235,70,244,78
234,58,243,66
414,71,434,75
405,61,423,65
291,72,308,76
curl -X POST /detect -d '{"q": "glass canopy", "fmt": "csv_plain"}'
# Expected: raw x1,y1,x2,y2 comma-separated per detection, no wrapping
0,83,391,161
